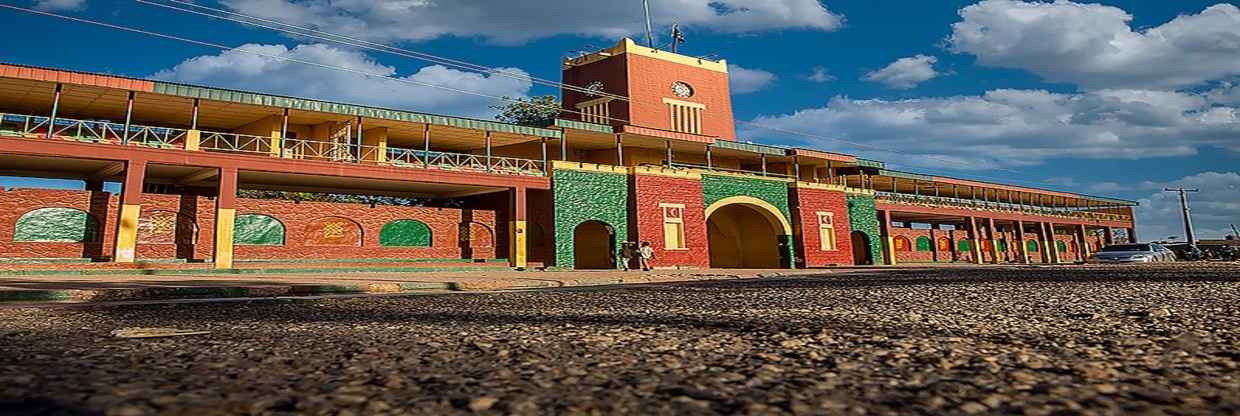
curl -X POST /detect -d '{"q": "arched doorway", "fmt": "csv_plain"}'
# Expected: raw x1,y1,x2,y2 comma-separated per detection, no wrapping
573,220,615,269
851,231,873,265
705,197,792,269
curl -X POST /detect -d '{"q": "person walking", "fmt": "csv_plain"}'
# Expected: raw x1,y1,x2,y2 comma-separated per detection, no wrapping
638,241,654,271
619,242,635,271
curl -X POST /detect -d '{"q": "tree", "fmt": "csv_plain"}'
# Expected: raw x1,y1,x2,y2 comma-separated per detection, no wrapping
491,95,561,127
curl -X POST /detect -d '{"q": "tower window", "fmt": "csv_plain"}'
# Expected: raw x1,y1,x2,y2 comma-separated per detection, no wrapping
663,98,704,135
817,211,837,251
576,97,613,125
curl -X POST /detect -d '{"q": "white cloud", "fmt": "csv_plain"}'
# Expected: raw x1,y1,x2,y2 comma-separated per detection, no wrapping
32,0,85,11
221,0,843,45
862,55,940,89
948,0,1240,90
807,66,836,83
728,64,777,94
743,88,1240,171
151,43,532,119
1135,172,1240,240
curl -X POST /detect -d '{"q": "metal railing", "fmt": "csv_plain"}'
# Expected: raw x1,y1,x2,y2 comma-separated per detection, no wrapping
0,112,547,177
199,131,275,155
669,162,794,179
0,113,186,149
875,191,1132,222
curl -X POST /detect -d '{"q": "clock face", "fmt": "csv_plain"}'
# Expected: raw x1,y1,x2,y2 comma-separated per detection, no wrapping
672,81,694,98
585,81,605,96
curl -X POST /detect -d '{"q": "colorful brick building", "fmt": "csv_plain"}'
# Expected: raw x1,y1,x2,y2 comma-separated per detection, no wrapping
0,38,1137,270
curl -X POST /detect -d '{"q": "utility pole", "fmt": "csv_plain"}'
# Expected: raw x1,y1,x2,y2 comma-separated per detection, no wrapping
1164,188,1200,247
1231,224,1239,240
642,0,655,48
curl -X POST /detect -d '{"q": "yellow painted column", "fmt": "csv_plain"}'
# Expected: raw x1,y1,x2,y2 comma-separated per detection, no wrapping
1079,225,1092,261
881,210,896,266
214,208,236,269
988,218,1001,264
510,220,528,269
968,217,983,265
185,129,201,151
1046,223,1060,263
113,204,141,263
214,167,239,269
112,160,147,263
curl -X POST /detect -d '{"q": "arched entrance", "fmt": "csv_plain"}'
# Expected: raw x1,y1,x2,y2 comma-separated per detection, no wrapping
851,231,873,265
705,197,792,269
573,220,615,269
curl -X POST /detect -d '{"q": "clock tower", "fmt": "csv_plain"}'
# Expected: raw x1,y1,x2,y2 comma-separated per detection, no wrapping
561,38,737,141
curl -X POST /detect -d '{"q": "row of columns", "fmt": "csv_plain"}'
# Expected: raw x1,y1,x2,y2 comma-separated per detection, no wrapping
104,160,531,270
878,210,1134,266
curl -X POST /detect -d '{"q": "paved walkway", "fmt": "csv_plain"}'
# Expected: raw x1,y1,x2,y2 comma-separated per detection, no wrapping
0,268,830,303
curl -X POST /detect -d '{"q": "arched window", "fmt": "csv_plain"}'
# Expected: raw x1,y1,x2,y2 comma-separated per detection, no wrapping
14,208,99,242
379,220,432,247
893,236,912,252
915,236,932,252
937,237,951,252
957,240,972,252
234,214,285,246
1056,241,1068,253
1026,240,1039,253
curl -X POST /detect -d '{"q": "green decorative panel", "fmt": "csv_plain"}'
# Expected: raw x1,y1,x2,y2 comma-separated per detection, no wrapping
701,175,791,220
846,195,883,264
1056,241,1068,253
14,208,99,243
701,174,795,265
915,236,932,252
997,240,1009,252
379,220,432,247
552,168,629,269
958,240,972,252
1026,240,1039,253
234,214,285,246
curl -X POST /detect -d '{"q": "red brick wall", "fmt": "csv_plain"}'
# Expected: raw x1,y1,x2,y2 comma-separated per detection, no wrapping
630,174,709,269
0,188,497,261
562,51,737,140
626,54,736,140
790,188,853,267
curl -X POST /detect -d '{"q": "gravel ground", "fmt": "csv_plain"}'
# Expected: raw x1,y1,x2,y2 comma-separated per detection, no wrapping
1,264,1238,416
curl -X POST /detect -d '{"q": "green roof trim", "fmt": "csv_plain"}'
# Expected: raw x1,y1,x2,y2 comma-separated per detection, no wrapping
554,119,613,134
711,140,786,156
858,158,885,169
152,82,562,139
880,169,934,182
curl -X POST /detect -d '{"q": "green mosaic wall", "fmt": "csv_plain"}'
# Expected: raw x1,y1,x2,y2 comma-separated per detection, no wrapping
234,214,285,246
701,174,794,267
552,168,629,269
379,220,432,247
14,208,99,243
846,195,883,264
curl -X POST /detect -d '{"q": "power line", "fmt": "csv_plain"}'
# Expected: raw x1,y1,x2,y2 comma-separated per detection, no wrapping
0,3,603,126
5,3,1051,187
134,0,632,103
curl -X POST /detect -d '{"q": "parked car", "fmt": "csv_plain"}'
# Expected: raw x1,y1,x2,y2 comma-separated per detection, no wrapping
1162,243,1204,261
1089,243,1178,263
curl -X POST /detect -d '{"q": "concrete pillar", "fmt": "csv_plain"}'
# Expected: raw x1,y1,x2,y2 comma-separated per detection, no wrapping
1016,220,1030,264
967,217,983,264
881,210,896,266
1128,227,1138,243
929,225,939,263
987,217,1001,264
510,186,528,269
1103,226,1114,246
213,167,239,269
112,160,146,263
1078,224,1092,261
1039,223,1053,264
1047,222,1060,263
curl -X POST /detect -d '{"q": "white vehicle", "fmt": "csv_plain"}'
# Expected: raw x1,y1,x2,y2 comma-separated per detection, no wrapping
1089,243,1178,263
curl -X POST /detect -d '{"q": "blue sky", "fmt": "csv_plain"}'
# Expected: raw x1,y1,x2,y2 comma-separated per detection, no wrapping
1,0,1238,240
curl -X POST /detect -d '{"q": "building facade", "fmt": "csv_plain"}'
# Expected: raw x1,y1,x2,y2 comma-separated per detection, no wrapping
0,39,1137,270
